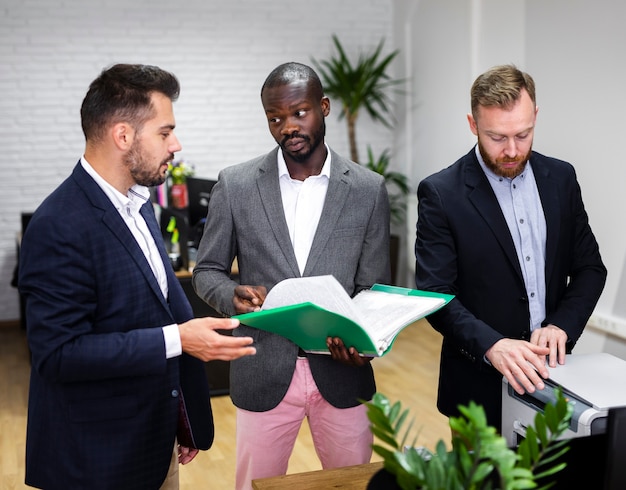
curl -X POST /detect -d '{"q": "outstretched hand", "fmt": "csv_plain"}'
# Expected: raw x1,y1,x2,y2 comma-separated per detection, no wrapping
179,317,256,362
326,337,373,367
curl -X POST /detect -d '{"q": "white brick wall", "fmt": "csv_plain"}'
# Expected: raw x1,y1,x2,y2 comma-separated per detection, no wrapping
0,0,394,321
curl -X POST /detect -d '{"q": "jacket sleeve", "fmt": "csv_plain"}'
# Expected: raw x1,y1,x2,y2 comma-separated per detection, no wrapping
542,165,606,346
415,178,504,362
19,210,168,383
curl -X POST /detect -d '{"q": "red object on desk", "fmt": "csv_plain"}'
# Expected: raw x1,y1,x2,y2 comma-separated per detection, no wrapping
170,183,188,209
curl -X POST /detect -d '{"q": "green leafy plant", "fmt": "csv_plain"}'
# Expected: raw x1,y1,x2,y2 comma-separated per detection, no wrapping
365,390,573,490
364,146,409,225
311,34,403,164
168,159,195,185
312,35,410,281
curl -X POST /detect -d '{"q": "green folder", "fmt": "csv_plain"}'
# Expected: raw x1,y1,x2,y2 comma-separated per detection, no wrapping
234,281,453,357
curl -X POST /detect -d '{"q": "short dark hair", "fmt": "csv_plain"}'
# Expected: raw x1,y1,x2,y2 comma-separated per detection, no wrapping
80,63,180,142
260,62,324,100
470,64,536,120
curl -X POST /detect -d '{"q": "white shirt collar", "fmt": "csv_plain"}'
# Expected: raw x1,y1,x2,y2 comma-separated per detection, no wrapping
277,143,332,180
80,156,151,212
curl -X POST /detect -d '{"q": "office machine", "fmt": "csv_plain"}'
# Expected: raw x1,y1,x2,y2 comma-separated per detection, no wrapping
502,352,626,447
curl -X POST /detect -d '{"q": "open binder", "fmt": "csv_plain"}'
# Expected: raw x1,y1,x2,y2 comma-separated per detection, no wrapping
234,275,453,357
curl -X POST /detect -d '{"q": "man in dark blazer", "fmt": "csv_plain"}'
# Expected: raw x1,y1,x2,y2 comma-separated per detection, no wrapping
192,62,391,489
415,64,606,431
18,64,256,490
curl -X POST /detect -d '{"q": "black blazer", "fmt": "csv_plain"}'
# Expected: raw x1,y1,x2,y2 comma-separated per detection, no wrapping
19,163,214,489
415,148,606,429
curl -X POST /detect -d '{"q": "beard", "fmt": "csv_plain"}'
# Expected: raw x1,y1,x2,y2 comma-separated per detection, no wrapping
279,120,326,163
124,138,171,187
478,138,532,179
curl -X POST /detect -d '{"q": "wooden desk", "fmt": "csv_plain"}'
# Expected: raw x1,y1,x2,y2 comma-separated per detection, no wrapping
251,461,383,489
173,257,239,278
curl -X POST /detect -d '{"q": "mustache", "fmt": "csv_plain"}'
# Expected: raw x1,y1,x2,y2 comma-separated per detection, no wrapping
281,132,309,146
497,155,525,163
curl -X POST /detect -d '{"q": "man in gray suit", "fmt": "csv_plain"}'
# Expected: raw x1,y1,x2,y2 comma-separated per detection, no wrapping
192,62,391,489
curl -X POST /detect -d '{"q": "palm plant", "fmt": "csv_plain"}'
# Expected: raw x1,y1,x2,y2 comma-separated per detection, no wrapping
311,34,403,164
364,146,409,225
365,389,573,490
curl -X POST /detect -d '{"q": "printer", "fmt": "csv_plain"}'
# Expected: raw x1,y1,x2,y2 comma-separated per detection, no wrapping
501,352,626,447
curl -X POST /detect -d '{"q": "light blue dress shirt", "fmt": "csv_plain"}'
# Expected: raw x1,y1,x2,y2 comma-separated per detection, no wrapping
475,147,547,332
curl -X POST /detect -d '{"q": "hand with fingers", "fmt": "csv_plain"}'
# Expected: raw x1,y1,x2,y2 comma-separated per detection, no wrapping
485,338,550,395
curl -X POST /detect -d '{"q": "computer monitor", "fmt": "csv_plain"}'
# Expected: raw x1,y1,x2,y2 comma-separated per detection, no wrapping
186,176,217,228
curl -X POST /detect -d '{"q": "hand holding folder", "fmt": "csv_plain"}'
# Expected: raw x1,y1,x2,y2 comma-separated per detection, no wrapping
234,275,453,357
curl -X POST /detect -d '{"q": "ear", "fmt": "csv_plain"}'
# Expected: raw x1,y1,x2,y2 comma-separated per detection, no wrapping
111,123,135,151
467,113,478,136
321,96,330,117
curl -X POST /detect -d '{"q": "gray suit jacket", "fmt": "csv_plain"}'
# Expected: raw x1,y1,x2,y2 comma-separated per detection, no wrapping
193,147,391,410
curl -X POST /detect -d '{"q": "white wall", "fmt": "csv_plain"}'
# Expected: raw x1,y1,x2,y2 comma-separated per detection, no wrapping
393,0,626,356
0,0,394,321
5,0,626,359
525,0,626,357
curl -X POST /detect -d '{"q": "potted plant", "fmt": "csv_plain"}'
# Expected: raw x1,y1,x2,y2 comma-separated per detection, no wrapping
312,35,409,284
311,34,403,164
167,159,195,209
364,146,410,283
364,146,410,226
364,389,573,489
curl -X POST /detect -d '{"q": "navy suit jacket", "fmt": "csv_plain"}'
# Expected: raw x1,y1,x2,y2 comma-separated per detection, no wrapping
415,148,606,430
193,148,391,411
19,163,213,489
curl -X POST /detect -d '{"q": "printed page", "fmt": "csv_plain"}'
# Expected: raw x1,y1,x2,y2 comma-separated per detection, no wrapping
261,275,364,324
353,290,445,344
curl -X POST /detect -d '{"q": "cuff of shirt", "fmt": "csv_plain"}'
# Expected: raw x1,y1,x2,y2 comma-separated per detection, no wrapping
162,324,182,359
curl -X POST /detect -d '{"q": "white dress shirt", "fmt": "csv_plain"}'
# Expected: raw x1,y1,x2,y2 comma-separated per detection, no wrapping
81,157,182,357
277,145,331,275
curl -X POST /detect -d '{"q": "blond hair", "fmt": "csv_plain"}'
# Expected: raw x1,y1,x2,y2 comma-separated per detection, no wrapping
470,64,536,120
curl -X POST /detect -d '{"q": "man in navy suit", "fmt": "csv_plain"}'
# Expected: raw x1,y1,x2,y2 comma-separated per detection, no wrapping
415,64,606,431
18,63,256,489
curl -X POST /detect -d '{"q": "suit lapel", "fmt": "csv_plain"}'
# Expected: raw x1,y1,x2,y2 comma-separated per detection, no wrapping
72,164,171,311
139,202,182,305
255,152,301,277
303,151,350,276
464,153,524,280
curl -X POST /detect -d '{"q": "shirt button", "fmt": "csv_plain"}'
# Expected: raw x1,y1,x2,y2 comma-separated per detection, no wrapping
171,389,179,398
530,292,535,298
519,219,524,224
526,256,531,261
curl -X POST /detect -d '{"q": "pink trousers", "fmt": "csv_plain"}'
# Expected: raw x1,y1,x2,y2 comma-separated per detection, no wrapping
235,358,373,490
